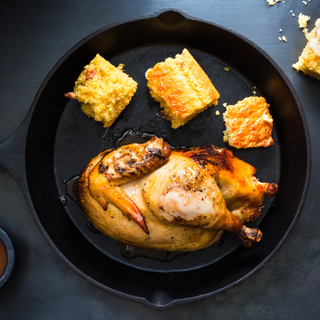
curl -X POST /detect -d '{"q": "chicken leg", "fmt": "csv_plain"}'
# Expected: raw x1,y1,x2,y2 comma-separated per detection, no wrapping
143,145,277,247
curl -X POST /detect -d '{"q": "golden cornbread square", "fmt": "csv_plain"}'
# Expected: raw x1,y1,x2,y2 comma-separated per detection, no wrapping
65,54,137,127
223,96,274,149
292,18,320,81
145,49,220,129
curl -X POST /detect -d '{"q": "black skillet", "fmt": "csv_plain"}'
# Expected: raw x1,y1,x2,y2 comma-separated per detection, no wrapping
0,9,311,308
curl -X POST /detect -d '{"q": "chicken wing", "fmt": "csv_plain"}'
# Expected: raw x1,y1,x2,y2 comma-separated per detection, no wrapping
87,136,171,234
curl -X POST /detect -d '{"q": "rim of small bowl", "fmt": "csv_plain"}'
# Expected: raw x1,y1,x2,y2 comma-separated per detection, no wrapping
0,228,15,288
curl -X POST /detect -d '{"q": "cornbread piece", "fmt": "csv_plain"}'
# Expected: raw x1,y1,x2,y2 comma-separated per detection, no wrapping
223,96,274,149
145,49,220,129
65,54,137,127
293,19,320,81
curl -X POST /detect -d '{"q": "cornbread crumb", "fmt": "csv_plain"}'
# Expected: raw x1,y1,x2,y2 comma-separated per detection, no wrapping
298,13,310,29
293,18,320,80
65,54,137,127
223,67,230,71
279,35,287,42
215,110,220,116
223,103,227,107
145,49,220,129
267,0,275,6
223,96,274,149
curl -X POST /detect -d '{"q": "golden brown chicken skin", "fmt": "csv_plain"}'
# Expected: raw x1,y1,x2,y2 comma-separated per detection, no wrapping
144,146,277,247
79,138,278,250
87,136,171,234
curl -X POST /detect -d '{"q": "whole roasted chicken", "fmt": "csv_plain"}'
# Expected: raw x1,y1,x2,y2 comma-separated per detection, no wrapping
78,137,278,251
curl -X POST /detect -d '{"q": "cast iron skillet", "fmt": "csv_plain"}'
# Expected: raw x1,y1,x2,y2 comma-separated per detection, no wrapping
0,9,311,308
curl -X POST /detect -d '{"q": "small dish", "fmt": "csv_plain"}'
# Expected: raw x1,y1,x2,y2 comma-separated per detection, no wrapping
0,228,15,288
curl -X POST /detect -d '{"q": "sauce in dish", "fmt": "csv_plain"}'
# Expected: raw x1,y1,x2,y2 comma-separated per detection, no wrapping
0,238,8,277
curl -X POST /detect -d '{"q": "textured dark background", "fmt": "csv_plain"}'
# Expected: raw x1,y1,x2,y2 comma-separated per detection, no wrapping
0,0,319,319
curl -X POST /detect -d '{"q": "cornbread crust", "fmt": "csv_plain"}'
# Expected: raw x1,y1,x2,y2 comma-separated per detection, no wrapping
65,54,137,127
145,49,220,129
293,19,320,81
223,96,274,149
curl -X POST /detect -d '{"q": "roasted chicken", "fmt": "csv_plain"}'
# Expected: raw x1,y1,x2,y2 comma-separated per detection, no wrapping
78,137,277,251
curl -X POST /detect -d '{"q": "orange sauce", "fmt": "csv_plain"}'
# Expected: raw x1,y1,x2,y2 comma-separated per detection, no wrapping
0,238,8,277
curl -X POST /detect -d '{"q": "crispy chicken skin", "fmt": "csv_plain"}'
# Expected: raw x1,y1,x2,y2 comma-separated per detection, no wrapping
79,138,278,250
87,136,171,234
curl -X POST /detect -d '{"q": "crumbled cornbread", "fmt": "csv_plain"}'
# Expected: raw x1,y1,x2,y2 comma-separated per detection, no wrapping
293,18,320,80
145,49,220,129
279,35,287,42
298,13,310,29
64,54,137,127
223,96,274,149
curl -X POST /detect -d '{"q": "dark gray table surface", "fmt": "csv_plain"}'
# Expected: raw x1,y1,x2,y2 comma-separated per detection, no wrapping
0,0,319,319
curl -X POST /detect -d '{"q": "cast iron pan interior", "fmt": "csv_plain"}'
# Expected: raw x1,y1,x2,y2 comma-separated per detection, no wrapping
9,10,310,307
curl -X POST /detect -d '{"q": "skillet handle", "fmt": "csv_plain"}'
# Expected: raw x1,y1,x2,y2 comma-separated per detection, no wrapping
0,118,29,192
